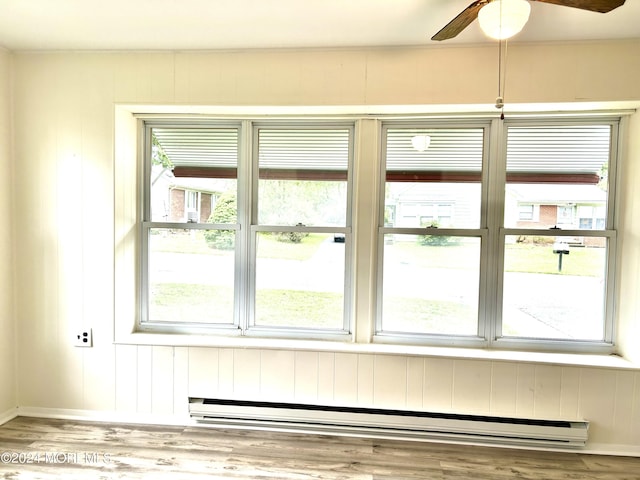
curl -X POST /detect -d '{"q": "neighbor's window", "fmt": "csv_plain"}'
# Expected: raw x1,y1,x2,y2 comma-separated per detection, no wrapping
377,125,487,339
518,204,535,221
141,122,353,337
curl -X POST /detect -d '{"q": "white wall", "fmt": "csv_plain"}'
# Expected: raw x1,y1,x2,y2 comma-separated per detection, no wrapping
0,47,15,420
10,42,640,452
618,113,640,364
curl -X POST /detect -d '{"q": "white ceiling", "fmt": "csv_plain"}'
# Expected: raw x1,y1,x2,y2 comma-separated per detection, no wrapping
0,0,638,51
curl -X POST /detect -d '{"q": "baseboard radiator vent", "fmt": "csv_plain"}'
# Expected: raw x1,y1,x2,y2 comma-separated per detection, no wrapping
188,398,588,449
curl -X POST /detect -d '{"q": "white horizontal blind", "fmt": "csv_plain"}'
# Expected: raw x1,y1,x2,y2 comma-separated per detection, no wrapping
152,127,238,167
506,125,611,173
258,128,350,170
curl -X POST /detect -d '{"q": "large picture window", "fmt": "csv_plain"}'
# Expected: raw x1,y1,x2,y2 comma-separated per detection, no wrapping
129,113,620,353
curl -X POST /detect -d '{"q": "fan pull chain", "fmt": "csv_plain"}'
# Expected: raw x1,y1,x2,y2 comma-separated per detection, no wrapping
502,39,508,120
496,38,508,120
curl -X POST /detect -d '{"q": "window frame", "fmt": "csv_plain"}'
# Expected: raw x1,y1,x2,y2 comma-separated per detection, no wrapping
493,117,620,353
375,120,492,348
115,109,623,356
138,119,355,340
139,120,243,334
246,122,355,338
374,117,620,353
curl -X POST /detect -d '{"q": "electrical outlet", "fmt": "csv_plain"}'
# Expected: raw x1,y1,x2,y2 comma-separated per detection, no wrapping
74,329,93,347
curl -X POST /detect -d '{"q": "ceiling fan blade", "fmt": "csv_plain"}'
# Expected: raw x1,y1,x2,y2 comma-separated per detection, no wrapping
531,0,625,13
431,0,490,41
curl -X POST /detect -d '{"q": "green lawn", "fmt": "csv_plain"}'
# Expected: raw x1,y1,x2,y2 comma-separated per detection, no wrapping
150,283,343,329
151,281,474,333
149,283,234,324
382,296,477,336
256,232,330,261
151,230,330,261
389,241,605,277
504,243,605,276
255,289,343,328
386,242,480,270
150,230,230,256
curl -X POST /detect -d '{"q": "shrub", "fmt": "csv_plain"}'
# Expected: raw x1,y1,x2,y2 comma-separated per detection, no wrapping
204,192,236,250
276,223,309,244
418,220,458,247
277,231,303,243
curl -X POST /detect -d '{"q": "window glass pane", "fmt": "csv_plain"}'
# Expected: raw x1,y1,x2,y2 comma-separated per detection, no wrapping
505,125,610,229
150,127,238,223
502,235,606,341
254,232,345,330
147,228,235,325
381,235,480,336
385,128,484,229
258,128,349,226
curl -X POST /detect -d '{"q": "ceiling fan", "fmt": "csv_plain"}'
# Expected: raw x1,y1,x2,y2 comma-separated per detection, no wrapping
431,0,626,41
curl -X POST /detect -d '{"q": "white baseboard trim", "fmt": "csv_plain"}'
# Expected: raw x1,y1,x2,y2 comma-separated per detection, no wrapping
16,406,194,428
0,407,18,426
585,443,640,458
11,406,640,458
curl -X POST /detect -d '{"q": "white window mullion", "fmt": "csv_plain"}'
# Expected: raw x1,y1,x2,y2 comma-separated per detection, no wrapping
237,119,253,333
481,118,505,345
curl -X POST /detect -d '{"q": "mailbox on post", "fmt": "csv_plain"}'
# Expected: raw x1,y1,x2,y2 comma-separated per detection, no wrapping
552,241,570,272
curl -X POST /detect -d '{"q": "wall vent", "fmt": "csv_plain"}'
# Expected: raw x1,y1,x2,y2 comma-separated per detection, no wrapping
188,398,588,449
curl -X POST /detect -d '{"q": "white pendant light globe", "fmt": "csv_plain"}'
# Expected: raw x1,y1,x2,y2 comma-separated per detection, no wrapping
478,0,531,40
411,134,431,151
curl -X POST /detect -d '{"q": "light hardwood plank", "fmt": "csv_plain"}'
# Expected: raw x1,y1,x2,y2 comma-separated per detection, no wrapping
1,417,639,480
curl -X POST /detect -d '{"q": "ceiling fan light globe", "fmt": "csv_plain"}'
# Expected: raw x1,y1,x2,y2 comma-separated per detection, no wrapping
478,0,531,40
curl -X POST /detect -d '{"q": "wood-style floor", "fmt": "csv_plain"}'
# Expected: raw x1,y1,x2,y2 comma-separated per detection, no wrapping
1,416,639,479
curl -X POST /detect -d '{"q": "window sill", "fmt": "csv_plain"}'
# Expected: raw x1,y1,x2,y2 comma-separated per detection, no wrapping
114,332,638,370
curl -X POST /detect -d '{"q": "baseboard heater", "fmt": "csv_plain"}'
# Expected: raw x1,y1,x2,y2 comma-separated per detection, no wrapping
188,398,588,449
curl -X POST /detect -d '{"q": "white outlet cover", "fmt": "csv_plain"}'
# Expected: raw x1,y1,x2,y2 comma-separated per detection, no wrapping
74,329,93,347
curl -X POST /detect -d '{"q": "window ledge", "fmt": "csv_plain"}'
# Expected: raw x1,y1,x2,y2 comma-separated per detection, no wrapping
114,332,638,370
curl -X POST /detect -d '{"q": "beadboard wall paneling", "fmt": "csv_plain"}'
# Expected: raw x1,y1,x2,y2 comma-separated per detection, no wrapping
0,48,15,417
9,44,640,453
187,347,220,398
423,358,455,412
294,351,319,403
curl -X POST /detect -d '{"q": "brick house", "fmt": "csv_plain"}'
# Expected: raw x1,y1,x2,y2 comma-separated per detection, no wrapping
387,183,607,246
151,165,225,223
505,184,607,246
